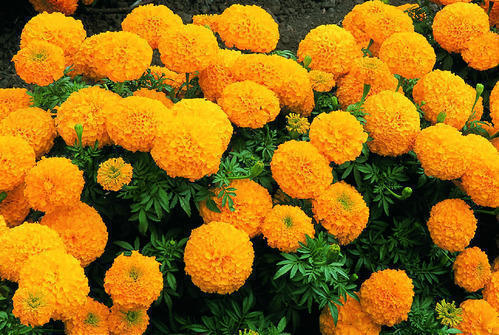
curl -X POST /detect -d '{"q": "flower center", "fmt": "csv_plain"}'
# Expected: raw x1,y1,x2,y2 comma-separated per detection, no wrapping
84,312,100,326
283,216,293,228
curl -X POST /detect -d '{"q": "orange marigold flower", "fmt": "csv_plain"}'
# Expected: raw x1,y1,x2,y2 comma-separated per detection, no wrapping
483,271,499,312
24,157,84,213
427,199,477,253
481,0,499,27
219,80,280,129
461,31,499,71
336,57,398,109
198,179,272,238
148,66,186,92
20,12,86,67
56,86,122,148
104,251,163,309
215,4,279,53
40,202,108,267
0,135,35,192
465,134,498,167
12,40,65,86
261,205,315,253
432,3,489,53
363,91,420,156
457,299,499,335
271,140,332,199
108,305,149,335
133,88,173,108
65,297,110,335
198,49,241,102
192,14,219,31
12,286,55,327
0,88,31,121
0,184,30,228
0,223,66,282
398,3,426,21
97,158,133,192
0,107,56,158
453,247,492,292
491,81,499,131
297,24,362,78
122,4,183,49
310,111,368,165
379,32,435,79
308,70,336,92
28,0,78,15
184,221,254,294
461,152,499,208
312,181,369,245
158,24,219,74
319,293,381,335
360,269,414,326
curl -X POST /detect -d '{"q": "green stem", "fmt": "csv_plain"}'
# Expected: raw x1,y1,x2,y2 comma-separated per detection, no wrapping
386,187,413,200
360,84,371,105
396,76,404,93
362,39,374,57
474,208,499,215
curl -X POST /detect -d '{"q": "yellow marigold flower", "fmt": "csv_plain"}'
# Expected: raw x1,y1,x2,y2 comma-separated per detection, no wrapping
40,202,108,267
28,0,78,15
122,4,183,49
97,158,133,192
465,134,498,166
427,199,477,253
398,3,426,21
0,88,32,121
105,96,171,152
286,113,310,135
453,247,492,292
104,251,163,309
261,205,315,253
0,135,35,192
12,40,65,86
271,140,332,199
435,299,463,328
133,88,173,108
360,269,414,326
192,14,219,31
0,223,66,282
158,24,219,74
0,107,56,158
12,286,55,327
483,272,499,312
73,31,152,82
414,123,470,180
297,24,362,78
461,152,499,208
336,57,398,109
310,111,367,165
312,181,369,245
457,299,499,335
319,293,381,335
24,157,84,213
215,4,279,53
0,184,30,228
432,3,489,53
308,70,336,92
148,66,186,92
363,91,420,156
461,31,499,71
56,86,122,148
108,305,149,335
219,80,280,129
184,221,254,294
65,297,110,335
491,81,499,132
20,12,86,67
199,179,272,238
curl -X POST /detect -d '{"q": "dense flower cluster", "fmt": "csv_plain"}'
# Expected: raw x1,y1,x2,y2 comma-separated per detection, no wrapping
0,135,35,192
198,49,241,102
453,247,492,292
457,299,499,335
0,88,31,121
0,184,30,227
97,158,134,192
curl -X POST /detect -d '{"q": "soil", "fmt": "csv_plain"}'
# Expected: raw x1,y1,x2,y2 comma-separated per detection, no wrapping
0,0,408,88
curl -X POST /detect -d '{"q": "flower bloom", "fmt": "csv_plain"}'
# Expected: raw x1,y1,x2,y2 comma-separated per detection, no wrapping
28,0,78,15
453,247,492,292
12,286,55,327
483,271,499,312
286,113,310,135
457,299,499,335
461,31,499,71
64,297,110,335
108,305,149,335
133,88,173,108
0,135,35,192
0,184,31,227
435,299,463,328
308,70,336,92
97,158,133,192
481,0,499,27
0,88,32,121
491,81,499,132
184,221,254,294
198,49,241,102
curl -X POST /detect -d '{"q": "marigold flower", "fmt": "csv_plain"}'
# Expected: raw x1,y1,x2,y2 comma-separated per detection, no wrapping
104,251,163,309
198,49,241,102
432,3,489,53
461,153,499,208
0,223,66,282
0,184,30,227
12,286,55,327
192,14,219,31
360,268,414,326
148,66,186,92
0,88,31,121
297,24,362,78
461,31,499,71
319,293,381,335
184,221,254,294
286,113,310,135
97,158,133,192
215,4,279,53
414,123,470,180
65,297,110,335
312,181,369,245
24,157,84,213
28,0,78,15
491,81,499,132
453,247,492,292
435,299,463,328
20,12,86,66
122,4,183,49
457,299,499,335
483,272,499,312
363,91,420,156
465,134,498,167
158,24,219,74
219,81,280,129
199,179,272,238
308,70,336,92
13,40,65,86
108,305,149,335
56,86,122,148
0,135,35,192
336,57,398,109
481,0,499,27
0,107,56,158
271,140,332,199
133,88,173,108
310,111,367,165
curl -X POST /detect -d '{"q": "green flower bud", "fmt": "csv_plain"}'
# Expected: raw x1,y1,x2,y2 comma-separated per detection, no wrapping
249,161,264,179
74,123,84,147
476,83,484,97
303,55,312,68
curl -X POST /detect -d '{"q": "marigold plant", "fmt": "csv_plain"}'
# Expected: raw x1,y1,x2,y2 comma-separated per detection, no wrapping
453,247,492,292
97,158,133,192
0,135,36,192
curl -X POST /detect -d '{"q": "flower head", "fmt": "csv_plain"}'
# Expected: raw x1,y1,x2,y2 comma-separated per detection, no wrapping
308,70,336,92
483,271,499,312
133,88,173,108
453,247,492,292
108,305,149,335
12,286,55,327
97,158,133,192
0,135,35,192
198,49,241,102
286,113,310,135
490,81,499,132
435,299,463,328
457,299,499,335
461,31,499,71
64,297,110,335
0,184,30,227
28,0,78,15
0,88,32,121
